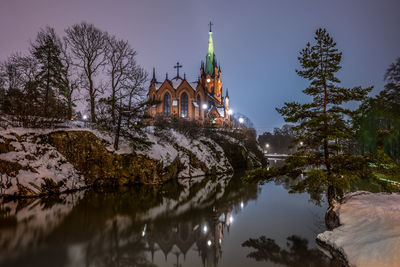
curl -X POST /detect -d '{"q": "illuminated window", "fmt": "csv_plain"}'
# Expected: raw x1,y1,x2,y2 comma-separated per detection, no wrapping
163,92,171,116
181,92,188,118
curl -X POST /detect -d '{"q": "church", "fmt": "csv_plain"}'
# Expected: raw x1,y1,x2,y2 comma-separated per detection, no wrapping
147,23,232,127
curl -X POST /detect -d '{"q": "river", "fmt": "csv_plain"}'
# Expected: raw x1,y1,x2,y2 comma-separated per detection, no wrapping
0,165,341,267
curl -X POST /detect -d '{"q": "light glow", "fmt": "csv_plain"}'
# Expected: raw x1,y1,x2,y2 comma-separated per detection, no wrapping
207,78,211,83
203,225,208,233
266,143,270,148
229,216,234,223
207,240,212,246
202,104,208,110
83,115,88,120
238,117,244,123
228,109,233,115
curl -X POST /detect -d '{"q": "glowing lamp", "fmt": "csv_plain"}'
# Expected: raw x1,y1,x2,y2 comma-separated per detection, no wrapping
207,240,212,246
228,109,233,115
202,104,208,110
83,115,88,120
206,78,211,83
238,117,244,124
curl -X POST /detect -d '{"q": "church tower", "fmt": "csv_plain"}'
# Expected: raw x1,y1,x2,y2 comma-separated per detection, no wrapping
200,22,223,104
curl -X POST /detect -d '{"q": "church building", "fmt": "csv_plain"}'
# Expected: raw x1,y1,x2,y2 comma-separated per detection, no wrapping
147,23,231,127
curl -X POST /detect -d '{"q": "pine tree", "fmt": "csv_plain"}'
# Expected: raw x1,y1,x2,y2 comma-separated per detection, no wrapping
31,27,65,117
276,28,372,206
355,57,400,161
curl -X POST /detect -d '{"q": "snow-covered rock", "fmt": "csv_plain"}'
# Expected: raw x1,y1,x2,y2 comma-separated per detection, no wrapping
0,122,259,196
317,191,400,267
0,131,86,196
137,127,233,178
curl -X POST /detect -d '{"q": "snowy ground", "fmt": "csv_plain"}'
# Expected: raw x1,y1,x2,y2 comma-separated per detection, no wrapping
317,191,400,267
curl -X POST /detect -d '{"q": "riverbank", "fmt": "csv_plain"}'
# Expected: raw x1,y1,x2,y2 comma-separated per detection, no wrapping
317,191,400,267
0,120,265,197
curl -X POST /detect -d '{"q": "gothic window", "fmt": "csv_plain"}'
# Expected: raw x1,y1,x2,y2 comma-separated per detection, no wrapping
163,92,171,116
197,95,201,118
181,92,188,118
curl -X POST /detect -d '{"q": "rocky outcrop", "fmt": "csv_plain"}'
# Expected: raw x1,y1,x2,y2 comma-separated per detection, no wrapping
47,131,173,185
209,131,267,170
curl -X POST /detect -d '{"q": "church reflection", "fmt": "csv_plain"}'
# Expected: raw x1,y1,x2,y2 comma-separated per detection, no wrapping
0,174,259,267
142,176,258,267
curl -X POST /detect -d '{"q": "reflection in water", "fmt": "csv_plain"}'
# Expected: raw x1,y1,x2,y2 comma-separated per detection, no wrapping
0,174,333,267
242,235,340,267
0,175,258,267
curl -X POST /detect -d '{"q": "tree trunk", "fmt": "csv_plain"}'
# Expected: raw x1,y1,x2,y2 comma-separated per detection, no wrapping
89,75,96,123
111,89,116,121
67,94,72,120
114,109,122,151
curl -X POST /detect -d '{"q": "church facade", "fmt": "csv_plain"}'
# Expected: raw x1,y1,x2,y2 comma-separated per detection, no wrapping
147,24,231,127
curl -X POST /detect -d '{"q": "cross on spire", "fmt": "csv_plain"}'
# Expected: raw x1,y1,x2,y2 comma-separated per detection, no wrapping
174,62,183,78
209,21,213,32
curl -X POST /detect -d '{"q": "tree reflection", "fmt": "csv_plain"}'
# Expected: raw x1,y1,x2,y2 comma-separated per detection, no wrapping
242,235,341,267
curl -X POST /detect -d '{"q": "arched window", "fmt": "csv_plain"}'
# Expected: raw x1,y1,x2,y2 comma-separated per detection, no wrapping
163,92,171,116
181,92,188,118
197,95,201,118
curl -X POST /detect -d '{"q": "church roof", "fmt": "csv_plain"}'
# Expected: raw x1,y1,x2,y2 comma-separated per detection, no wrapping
154,77,198,91
216,107,225,118
171,77,183,88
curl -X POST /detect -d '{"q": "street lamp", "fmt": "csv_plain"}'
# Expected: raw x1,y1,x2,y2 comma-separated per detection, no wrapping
238,117,244,124
228,109,233,115
202,104,208,110
265,143,269,154
299,141,303,146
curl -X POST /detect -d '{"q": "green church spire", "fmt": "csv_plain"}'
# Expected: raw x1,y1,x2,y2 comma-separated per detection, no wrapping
206,21,216,76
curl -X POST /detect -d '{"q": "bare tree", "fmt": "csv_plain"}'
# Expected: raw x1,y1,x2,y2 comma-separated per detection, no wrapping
65,22,108,122
112,59,148,151
106,36,137,121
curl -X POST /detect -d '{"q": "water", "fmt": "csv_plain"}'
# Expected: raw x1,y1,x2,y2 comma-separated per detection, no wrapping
0,173,340,267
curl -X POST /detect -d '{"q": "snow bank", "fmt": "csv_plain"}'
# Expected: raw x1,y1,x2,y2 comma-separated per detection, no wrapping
317,191,400,267
137,127,233,177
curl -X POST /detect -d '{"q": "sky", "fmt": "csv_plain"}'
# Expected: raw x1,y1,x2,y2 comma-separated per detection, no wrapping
1,0,399,133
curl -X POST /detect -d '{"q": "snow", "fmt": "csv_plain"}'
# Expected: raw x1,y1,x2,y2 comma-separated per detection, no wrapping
136,127,232,177
0,128,86,196
217,107,225,118
154,82,163,90
317,191,400,267
171,77,183,88
189,82,198,89
0,117,235,195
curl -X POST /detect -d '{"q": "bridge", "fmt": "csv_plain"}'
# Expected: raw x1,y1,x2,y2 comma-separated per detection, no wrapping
264,153,289,159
